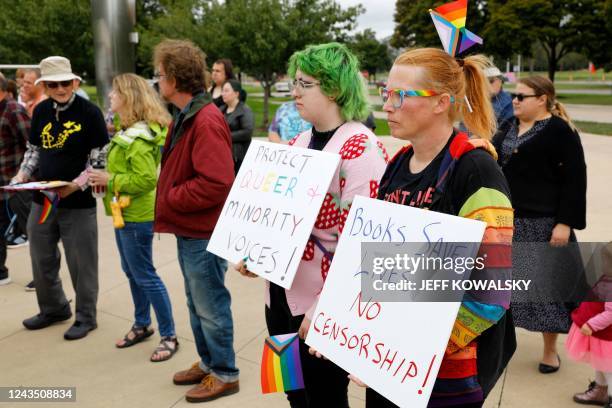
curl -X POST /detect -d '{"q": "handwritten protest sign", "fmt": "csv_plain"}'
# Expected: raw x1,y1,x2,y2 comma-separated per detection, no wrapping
306,195,486,407
208,140,340,289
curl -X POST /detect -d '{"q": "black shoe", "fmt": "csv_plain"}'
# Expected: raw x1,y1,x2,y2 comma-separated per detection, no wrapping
538,354,561,374
606,397,612,408
0,275,10,286
23,309,72,330
25,280,35,292
64,321,97,340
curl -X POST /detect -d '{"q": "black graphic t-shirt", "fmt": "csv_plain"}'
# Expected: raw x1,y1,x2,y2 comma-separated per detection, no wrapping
380,137,451,209
30,95,108,208
379,132,511,216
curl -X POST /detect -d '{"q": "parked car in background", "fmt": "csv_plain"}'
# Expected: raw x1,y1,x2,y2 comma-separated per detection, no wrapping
274,80,291,93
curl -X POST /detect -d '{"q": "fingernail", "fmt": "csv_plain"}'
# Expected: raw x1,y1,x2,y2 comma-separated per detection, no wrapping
242,256,248,262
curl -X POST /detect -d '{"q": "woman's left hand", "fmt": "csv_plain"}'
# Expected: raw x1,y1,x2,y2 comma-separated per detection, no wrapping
87,169,111,186
550,223,571,247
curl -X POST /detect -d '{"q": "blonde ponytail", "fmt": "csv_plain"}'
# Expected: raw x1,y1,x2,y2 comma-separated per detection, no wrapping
552,100,576,131
462,55,496,140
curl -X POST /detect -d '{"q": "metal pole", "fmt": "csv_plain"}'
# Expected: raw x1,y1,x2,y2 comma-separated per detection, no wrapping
91,0,137,109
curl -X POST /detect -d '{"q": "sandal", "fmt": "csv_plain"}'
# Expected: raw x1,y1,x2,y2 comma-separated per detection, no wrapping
116,325,155,349
150,336,179,362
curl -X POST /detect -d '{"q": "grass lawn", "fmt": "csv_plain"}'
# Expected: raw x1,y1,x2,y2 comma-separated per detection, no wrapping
556,93,612,105
81,85,100,105
533,70,610,82
550,83,612,91
245,98,282,138
575,121,612,136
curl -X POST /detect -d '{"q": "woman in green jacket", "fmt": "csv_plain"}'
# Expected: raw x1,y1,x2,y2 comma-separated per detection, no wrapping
88,73,178,362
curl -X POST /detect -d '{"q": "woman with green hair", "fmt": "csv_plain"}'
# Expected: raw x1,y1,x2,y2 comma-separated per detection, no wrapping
237,42,389,406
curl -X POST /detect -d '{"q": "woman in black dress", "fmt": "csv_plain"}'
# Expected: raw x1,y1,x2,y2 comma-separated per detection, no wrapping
492,75,587,374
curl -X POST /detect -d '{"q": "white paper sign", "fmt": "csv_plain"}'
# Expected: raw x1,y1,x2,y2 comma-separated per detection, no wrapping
208,140,340,289
306,196,486,408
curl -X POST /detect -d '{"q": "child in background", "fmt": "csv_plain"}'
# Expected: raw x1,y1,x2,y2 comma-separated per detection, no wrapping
567,243,612,407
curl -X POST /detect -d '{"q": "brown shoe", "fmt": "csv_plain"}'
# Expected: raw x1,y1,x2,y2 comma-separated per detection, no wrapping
185,375,239,403
173,362,208,385
573,381,609,406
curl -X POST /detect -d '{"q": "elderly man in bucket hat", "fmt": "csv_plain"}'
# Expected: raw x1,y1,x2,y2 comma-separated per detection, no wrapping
21,56,108,340
484,65,514,126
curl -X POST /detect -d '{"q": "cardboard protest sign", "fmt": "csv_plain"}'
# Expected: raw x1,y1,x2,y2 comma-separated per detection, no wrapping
208,140,340,289
306,195,486,408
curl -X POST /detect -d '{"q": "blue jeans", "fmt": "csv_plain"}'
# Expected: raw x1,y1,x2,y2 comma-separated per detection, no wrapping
176,236,239,382
115,222,175,337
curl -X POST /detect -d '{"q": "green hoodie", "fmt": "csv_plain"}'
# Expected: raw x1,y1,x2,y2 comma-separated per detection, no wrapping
103,121,166,222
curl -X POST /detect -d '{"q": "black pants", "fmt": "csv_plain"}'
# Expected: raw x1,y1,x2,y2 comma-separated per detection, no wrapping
265,283,350,408
366,388,483,408
0,199,10,278
8,191,31,238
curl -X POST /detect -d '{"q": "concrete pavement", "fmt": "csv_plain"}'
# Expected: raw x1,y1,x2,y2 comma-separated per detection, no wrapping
0,134,609,408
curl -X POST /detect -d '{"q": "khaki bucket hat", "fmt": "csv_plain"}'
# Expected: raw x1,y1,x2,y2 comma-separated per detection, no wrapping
35,56,82,85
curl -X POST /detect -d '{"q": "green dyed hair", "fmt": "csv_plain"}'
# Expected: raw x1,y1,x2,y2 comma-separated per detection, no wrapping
288,42,369,122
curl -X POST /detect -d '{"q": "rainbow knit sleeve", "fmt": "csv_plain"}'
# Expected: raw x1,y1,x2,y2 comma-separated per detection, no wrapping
448,187,513,351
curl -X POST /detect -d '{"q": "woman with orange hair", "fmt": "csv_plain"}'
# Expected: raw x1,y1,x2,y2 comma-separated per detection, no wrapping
361,48,516,407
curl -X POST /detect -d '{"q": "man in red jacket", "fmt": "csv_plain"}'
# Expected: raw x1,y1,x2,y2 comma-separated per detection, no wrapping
153,39,239,403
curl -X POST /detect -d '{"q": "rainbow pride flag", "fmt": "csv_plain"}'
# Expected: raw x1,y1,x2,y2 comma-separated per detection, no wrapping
430,0,483,56
261,333,304,394
38,190,60,224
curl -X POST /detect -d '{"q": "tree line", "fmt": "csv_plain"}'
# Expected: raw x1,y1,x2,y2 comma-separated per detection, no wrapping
1,0,610,124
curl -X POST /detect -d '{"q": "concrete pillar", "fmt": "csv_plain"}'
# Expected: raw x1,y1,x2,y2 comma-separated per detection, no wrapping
91,0,137,109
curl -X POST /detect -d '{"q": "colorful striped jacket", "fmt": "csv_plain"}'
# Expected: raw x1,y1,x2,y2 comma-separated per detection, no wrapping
377,131,516,407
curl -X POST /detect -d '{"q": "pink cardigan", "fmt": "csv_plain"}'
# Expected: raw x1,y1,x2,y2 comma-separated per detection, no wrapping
588,302,612,332
265,121,389,318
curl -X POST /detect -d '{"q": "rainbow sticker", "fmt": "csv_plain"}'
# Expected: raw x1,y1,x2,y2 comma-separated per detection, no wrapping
261,333,304,394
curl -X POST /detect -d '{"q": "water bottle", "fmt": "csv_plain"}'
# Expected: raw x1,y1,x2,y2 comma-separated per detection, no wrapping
90,147,107,198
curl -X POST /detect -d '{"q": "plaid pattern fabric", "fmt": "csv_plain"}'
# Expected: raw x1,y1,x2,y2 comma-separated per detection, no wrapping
0,98,30,186
19,142,40,179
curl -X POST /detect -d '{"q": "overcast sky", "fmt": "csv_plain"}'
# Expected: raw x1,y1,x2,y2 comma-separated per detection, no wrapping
339,0,396,39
